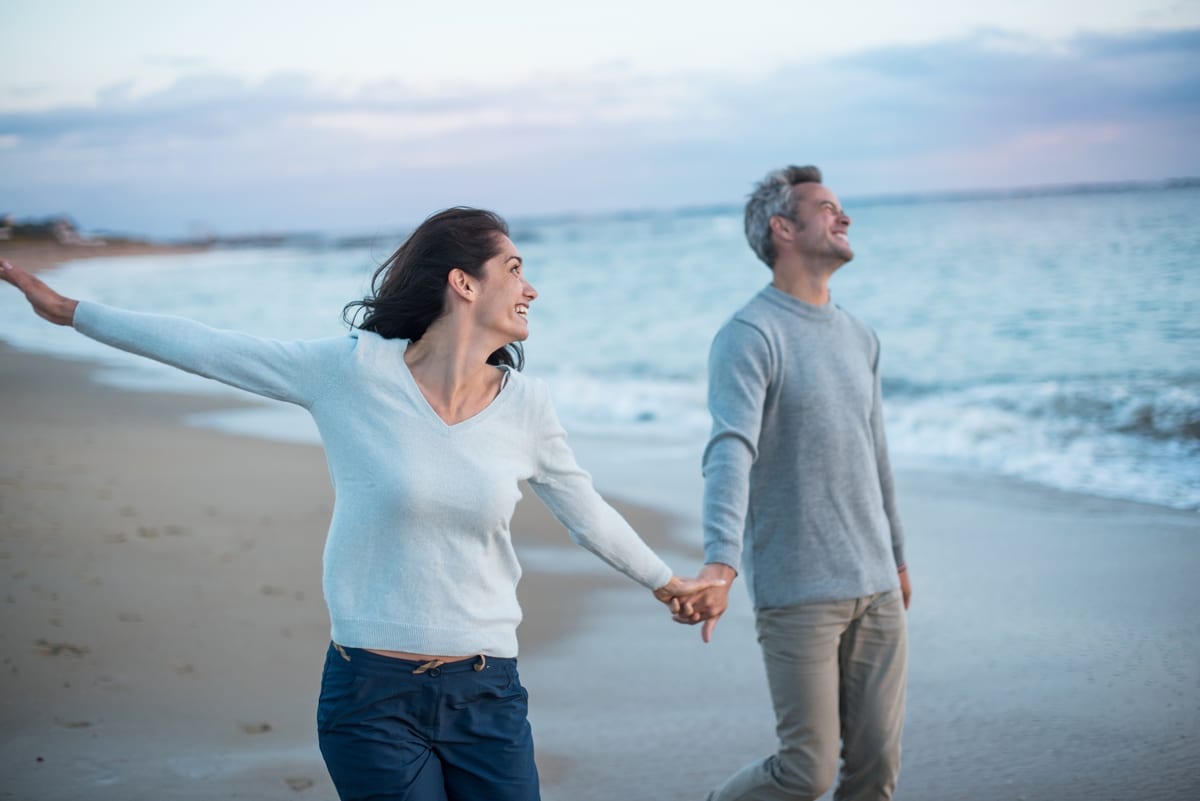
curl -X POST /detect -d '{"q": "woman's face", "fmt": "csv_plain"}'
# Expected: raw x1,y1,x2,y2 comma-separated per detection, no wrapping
474,235,538,344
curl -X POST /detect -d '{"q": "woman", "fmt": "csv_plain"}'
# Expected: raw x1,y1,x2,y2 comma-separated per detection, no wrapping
0,207,719,801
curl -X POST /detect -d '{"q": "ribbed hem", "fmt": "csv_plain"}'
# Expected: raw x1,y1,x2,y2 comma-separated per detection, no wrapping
648,563,675,591
704,545,743,573
72,300,103,335
751,572,902,610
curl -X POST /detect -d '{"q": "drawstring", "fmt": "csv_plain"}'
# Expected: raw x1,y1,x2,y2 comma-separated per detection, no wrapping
332,644,487,673
414,655,487,673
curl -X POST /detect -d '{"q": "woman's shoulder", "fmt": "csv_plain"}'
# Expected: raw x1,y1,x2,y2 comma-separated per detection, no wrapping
498,366,547,400
342,328,409,357
497,368,558,422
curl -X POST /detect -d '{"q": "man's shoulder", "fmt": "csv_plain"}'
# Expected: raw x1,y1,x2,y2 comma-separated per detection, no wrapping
715,299,773,347
832,304,880,344
710,296,776,371
720,287,778,331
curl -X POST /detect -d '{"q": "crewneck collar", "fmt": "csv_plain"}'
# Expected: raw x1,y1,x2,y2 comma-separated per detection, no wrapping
760,284,838,321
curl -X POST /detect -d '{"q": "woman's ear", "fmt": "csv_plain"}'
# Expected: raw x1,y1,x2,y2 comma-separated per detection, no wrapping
448,268,475,302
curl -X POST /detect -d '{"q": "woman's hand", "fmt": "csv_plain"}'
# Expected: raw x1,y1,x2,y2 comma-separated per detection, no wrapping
0,259,79,326
652,574,728,614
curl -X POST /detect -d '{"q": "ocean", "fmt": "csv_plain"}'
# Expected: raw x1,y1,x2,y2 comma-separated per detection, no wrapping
2,185,1197,510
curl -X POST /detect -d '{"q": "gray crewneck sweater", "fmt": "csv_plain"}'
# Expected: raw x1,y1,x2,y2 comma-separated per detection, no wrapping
73,302,674,658
702,285,905,608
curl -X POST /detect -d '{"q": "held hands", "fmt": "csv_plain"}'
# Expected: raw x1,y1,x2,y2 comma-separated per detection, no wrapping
652,573,728,619
0,260,79,326
669,563,737,644
652,573,724,633
667,564,911,643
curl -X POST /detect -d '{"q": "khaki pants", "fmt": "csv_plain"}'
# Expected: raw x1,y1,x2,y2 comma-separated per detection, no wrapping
709,590,907,801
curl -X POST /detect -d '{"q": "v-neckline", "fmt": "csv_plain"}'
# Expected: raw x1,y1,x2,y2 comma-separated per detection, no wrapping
398,354,513,432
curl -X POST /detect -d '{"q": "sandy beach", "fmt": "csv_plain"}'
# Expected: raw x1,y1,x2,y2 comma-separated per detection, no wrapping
0,240,210,274
1,248,1198,801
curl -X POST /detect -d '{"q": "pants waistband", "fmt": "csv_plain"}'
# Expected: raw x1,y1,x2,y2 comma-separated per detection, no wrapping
329,642,515,676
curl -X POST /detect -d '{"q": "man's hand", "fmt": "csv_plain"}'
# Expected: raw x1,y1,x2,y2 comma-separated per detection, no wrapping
898,566,912,610
672,563,737,643
0,259,79,326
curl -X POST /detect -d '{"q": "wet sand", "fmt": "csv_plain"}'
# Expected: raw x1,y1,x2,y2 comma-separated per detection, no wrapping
539,467,1199,801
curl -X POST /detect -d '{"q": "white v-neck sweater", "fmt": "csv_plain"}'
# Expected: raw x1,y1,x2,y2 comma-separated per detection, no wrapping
74,302,673,657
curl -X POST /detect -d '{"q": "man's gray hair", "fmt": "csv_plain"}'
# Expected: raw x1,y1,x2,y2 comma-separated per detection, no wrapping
744,165,823,268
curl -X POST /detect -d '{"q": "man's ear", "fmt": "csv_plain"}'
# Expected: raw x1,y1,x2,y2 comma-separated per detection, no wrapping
448,268,474,302
769,215,792,242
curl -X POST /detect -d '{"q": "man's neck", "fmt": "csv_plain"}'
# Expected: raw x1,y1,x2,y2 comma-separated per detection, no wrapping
771,259,834,305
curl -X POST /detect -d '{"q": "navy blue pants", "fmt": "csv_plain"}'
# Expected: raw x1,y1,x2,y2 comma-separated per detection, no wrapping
317,643,540,801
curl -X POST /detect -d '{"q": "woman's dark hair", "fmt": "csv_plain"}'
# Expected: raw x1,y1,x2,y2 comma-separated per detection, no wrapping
343,207,523,370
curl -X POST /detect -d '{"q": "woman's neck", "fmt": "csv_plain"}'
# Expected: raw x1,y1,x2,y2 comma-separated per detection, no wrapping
403,325,504,425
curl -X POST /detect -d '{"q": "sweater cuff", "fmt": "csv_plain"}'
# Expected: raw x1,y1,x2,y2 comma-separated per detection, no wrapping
704,543,742,573
72,300,102,335
648,563,674,591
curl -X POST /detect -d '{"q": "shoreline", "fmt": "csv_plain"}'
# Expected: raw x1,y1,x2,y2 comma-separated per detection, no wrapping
5,239,1193,517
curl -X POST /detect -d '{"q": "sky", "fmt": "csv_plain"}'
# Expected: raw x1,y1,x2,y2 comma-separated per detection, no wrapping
2,0,1198,238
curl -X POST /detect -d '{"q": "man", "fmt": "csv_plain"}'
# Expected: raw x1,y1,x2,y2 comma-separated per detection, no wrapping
679,165,911,801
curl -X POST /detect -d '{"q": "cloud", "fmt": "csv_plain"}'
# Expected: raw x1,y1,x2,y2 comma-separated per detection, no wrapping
1,27,1196,236
825,27,1200,132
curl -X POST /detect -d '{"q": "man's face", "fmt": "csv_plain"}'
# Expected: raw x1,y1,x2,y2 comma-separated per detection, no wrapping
782,183,853,265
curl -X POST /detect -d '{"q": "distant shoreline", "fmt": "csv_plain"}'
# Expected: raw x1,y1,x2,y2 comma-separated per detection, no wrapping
5,176,1196,249
512,174,1200,228
0,239,211,274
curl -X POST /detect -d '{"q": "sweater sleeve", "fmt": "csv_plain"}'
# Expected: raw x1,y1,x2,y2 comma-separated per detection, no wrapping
701,319,772,570
869,333,907,569
526,382,674,591
72,301,346,407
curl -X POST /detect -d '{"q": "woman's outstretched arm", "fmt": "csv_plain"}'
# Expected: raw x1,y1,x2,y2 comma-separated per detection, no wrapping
1,258,345,407
0,259,79,325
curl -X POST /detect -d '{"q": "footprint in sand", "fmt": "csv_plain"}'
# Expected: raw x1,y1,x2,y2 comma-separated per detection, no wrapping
54,718,93,729
35,639,89,657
